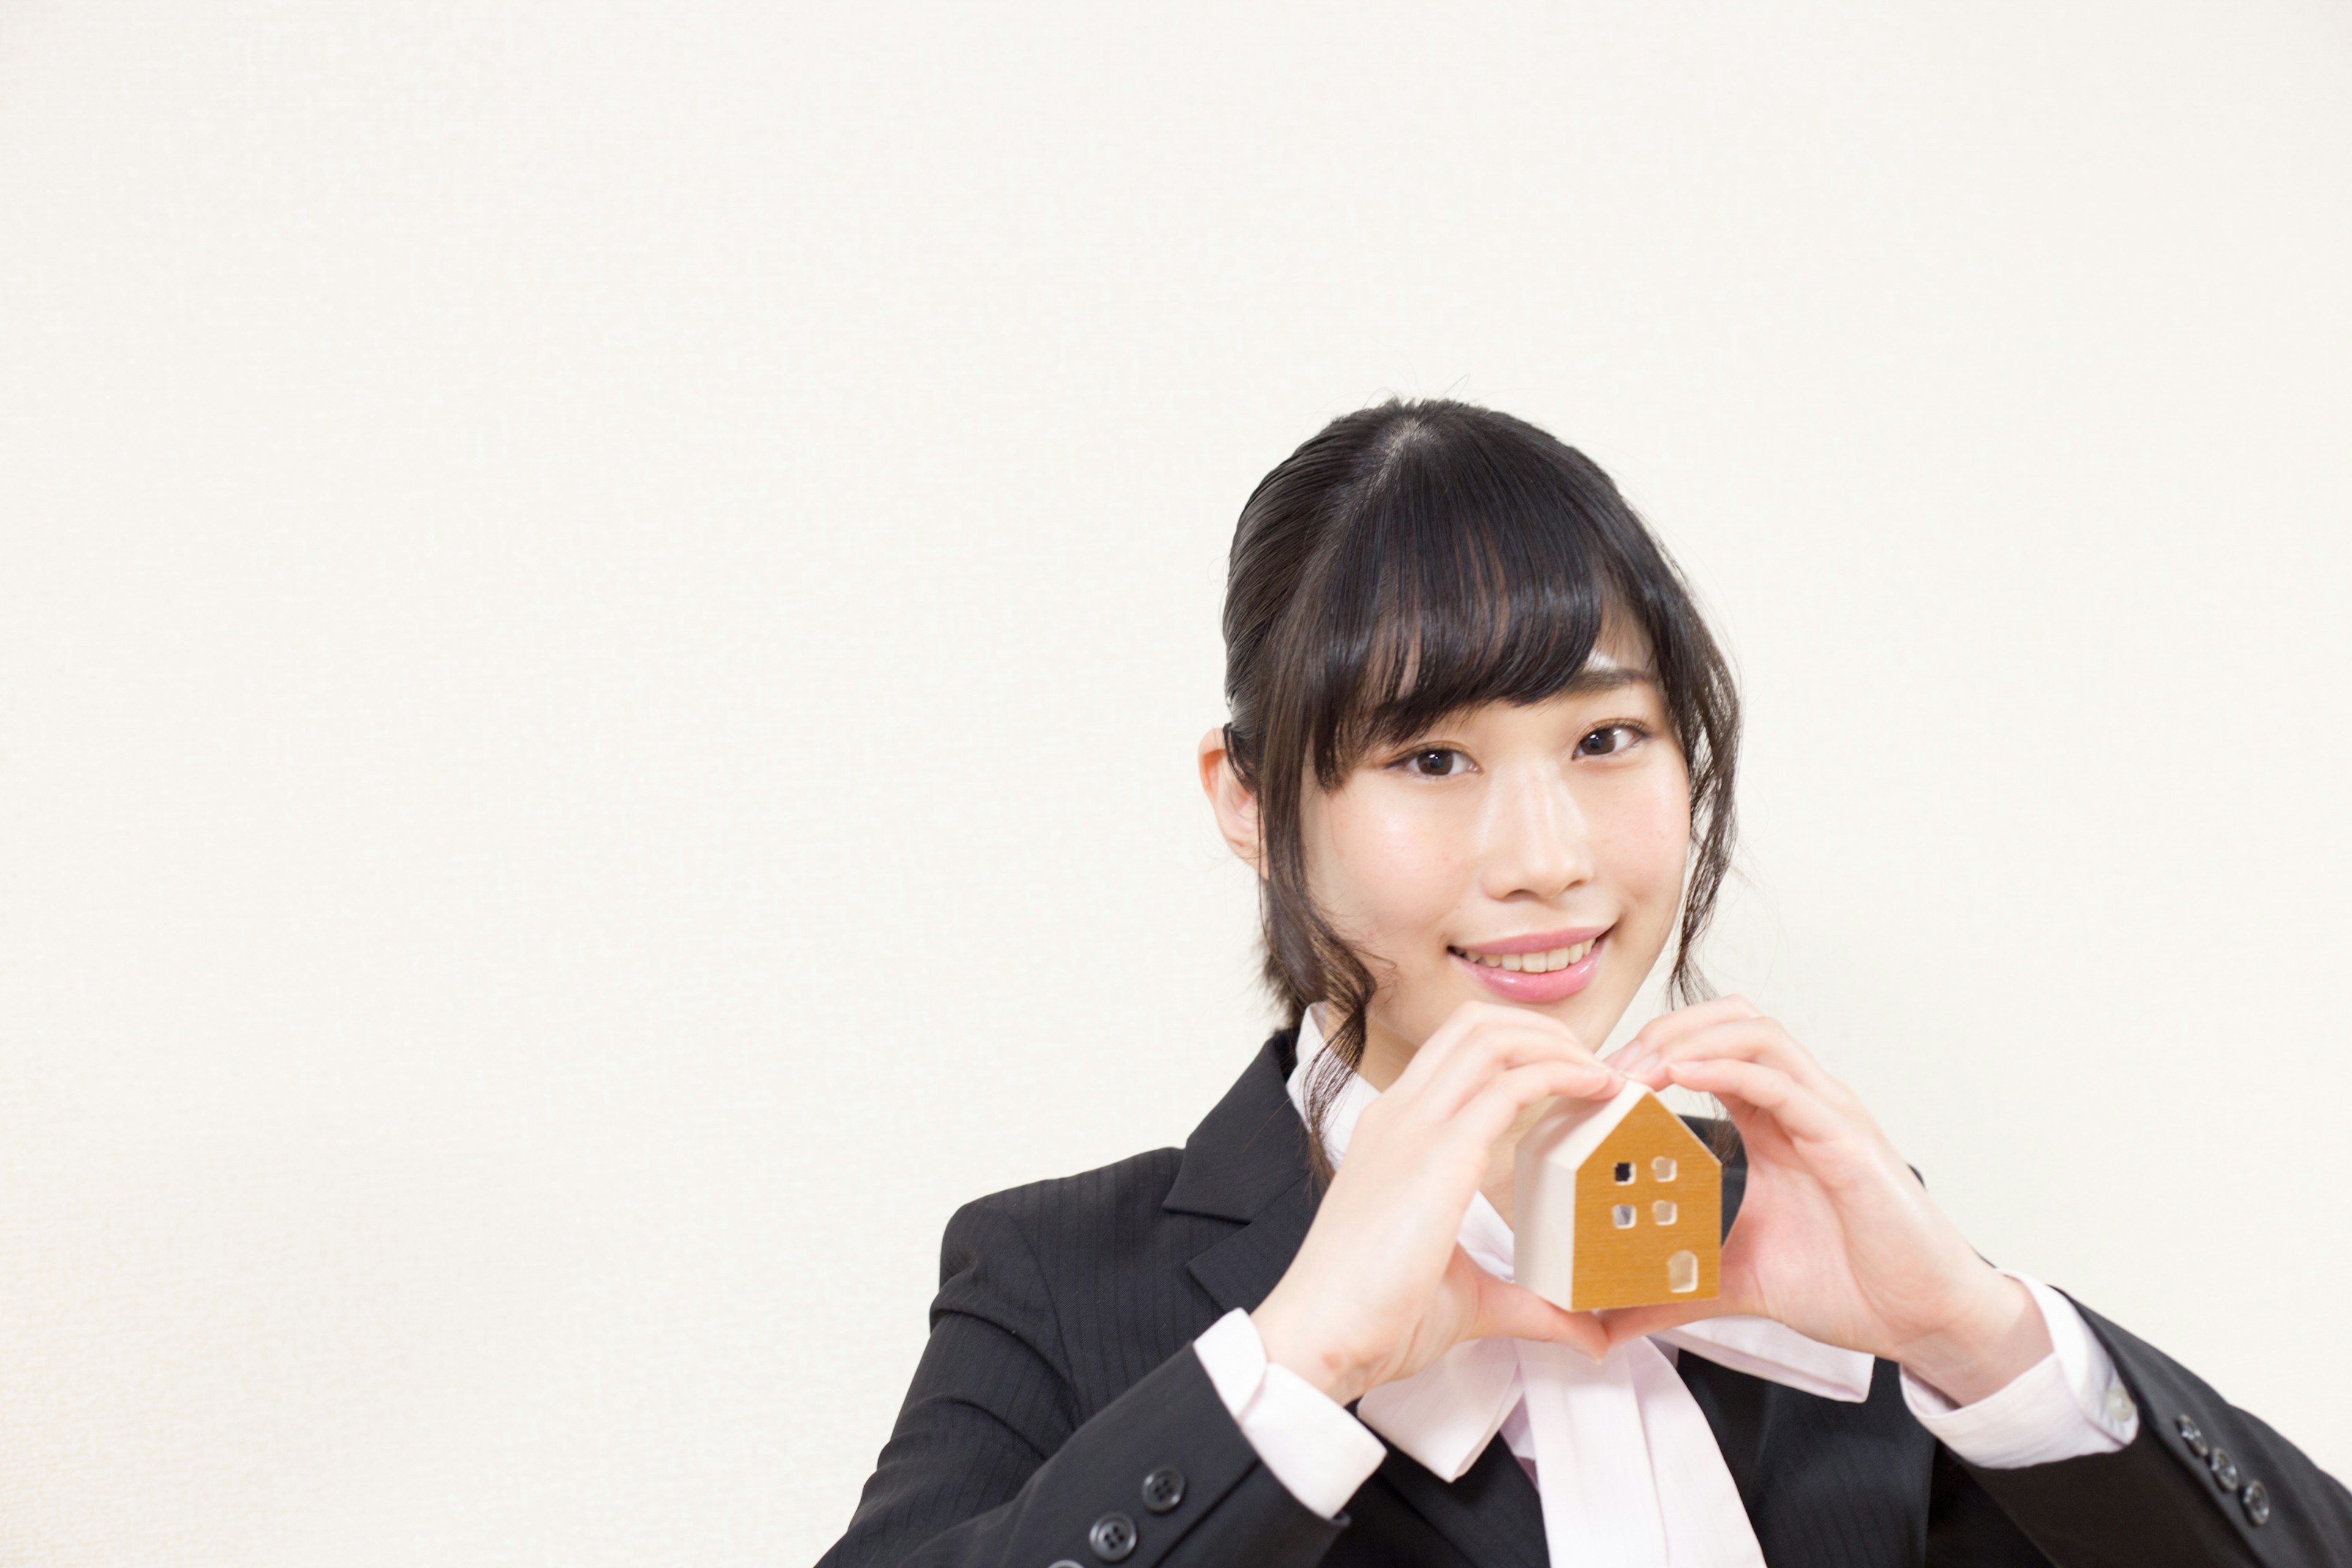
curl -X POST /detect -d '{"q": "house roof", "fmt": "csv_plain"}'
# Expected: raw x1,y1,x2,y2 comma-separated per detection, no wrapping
1521,1079,1714,1174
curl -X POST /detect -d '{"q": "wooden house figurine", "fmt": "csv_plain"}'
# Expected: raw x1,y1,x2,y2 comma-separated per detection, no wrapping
1513,1080,1722,1311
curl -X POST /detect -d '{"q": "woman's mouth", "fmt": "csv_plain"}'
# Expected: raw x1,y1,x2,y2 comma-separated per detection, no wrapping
1447,928,1610,1002
1452,938,1596,973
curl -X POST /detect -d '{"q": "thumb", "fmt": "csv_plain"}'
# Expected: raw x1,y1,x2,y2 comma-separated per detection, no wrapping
1464,1267,1609,1361
1593,1298,1734,1351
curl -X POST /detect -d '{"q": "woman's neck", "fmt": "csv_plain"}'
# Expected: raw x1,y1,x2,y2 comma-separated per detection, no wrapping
1350,1005,1415,1092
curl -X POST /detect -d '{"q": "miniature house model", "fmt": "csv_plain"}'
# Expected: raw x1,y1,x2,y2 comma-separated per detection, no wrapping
1514,1080,1722,1312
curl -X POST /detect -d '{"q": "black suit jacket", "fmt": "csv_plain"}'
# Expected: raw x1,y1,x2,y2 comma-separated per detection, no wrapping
820,1028,2352,1566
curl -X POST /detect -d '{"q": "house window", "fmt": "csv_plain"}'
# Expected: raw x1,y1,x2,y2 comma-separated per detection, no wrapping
1667,1251,1699,1293
1612,1205,1636,1228
1613,1161,1634,1184
1653,1200,1677,1225
1653,1156,1677,1182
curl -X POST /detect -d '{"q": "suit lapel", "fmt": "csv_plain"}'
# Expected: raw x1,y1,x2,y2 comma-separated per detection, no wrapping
1183,1173,1321,1315
1167,1030,1551,1566
1163,1028,1316,1224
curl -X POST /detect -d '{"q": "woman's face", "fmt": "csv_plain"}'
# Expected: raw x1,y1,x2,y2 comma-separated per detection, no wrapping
1297,625,1692,1085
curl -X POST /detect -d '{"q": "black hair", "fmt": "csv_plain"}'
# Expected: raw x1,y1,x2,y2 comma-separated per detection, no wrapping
1217,398,1743,1178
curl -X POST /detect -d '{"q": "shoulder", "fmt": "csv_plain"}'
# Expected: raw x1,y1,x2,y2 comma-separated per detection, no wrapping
939,1028,1303,1284
930,1147,1230,1398
941,1145,1189,1279
936,1147,1213,1297
924,1030,1303,1382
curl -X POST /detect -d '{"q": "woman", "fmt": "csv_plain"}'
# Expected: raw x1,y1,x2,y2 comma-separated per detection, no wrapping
818,400,2350,1566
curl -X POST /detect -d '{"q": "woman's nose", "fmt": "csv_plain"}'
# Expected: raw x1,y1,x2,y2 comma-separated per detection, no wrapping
1480,767,1596,900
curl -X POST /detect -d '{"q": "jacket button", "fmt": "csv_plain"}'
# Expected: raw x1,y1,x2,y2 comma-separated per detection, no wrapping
2242,1481,2271,1526
2175,1414,2209,1457
1088,1512,1137,1562
2208,1448,2241,1491
1141,1466,1185,1513
1049,1562,1082,1567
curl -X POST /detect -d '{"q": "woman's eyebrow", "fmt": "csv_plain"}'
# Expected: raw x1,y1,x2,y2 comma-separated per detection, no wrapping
1564,663,1661,695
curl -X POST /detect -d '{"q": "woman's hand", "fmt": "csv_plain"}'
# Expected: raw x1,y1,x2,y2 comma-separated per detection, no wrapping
1596,997,2052,1405
1250,1001,1621,1407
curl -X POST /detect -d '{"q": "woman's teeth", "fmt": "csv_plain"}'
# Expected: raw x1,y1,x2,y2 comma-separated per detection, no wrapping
1453,940,1596,974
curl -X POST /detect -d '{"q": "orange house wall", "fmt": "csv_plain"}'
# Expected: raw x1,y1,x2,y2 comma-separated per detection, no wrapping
1569,1097,1722,1311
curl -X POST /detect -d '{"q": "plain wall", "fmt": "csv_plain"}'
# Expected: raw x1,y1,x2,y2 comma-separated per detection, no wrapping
4,2,2350,1562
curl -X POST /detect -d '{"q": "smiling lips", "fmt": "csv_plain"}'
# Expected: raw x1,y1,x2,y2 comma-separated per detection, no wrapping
1447,928,1610,1002
1452,938,1596,974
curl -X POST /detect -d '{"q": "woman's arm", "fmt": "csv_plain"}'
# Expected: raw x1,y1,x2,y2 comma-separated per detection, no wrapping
1601,996,2352,1567
1247,1002,1619,1402
815,1197,1345,1568
824,1003,1624,1565
1928,1292,2352,1567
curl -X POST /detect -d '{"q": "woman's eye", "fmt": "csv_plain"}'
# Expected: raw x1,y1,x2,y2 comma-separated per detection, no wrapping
1577,723,1648,758
1396,747,1469,778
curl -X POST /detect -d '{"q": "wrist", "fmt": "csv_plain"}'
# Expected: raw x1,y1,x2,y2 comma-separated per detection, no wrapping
1896,1271,2054,1408
1251,1294,1374,1408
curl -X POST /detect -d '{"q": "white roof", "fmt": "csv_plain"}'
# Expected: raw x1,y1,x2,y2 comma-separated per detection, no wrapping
1521,1078,1660,1173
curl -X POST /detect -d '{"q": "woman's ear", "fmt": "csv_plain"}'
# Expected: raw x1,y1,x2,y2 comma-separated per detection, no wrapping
1197,726,1266,877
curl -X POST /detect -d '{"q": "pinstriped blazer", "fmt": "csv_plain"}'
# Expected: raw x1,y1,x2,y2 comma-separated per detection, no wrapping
819,1026,2352,1567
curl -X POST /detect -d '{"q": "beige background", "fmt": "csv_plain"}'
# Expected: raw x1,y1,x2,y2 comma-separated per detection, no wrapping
4,2,2350,1563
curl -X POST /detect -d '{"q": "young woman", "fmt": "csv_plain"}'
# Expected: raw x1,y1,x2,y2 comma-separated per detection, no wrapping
818,401,2350,1567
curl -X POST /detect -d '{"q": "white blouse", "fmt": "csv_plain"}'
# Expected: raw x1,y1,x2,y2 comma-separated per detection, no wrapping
1189,1006,2139,1565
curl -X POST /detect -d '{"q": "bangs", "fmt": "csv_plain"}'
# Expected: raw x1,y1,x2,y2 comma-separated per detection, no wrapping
1285,418,1648,783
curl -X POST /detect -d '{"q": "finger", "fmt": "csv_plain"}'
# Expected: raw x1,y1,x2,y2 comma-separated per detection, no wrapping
1439,1057,1624,1156
1623,1018,1841,1098
1626,993,1761,1048
1467,1270,1610,1360
1610,995,1762,1070
1416,1018,1616,1120
1388,1001,1538,1097
1664,1057,1852,1147
1672,1019,1839,1093
1593,1297,1744,1351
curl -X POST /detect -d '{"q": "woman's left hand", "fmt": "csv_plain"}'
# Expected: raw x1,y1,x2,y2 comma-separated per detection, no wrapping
1593,997,2052,1405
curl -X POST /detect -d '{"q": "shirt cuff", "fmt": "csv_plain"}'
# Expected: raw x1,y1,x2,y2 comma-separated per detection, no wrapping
1191,1307,1388,1518
1901,1271,2139,1468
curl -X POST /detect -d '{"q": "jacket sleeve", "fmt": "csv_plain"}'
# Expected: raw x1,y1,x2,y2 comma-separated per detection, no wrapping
1929,1291,2352,1567
816,1197,1347,1568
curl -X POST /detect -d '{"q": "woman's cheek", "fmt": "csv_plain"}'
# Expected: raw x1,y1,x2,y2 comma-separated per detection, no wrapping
1604,775,1692,909
1326,795,1468,944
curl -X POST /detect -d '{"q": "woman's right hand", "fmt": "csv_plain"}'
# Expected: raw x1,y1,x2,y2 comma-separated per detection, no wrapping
1248,1000,1622,1406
